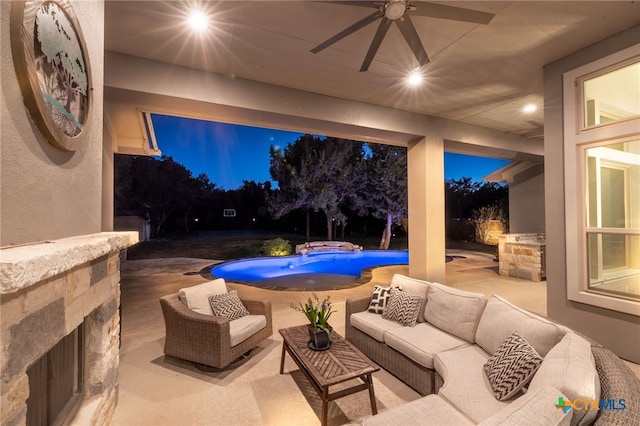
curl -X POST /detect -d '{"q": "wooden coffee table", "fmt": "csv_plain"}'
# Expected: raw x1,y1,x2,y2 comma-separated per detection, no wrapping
279,325,379,426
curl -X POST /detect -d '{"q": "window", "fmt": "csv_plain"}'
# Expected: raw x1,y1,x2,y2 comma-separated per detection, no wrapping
585,141,640,300
582,62,640,129
563,45,640,316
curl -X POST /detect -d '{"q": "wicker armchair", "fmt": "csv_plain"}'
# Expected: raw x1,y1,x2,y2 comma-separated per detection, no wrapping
160,293,272,369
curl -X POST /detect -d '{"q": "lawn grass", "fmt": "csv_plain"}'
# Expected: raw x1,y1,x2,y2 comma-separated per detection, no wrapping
126,230,496,261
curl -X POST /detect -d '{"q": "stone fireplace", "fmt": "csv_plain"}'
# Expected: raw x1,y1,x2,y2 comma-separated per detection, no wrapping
1,232,137,426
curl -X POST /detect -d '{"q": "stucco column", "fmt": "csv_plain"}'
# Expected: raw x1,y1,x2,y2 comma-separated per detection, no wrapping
408,135,446,282
102,126,114,231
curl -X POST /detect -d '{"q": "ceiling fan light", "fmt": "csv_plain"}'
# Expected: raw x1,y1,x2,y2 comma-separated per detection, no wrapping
385,1,406,20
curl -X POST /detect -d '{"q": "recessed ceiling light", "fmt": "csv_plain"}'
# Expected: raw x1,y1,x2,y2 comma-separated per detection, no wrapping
523,104,537,113
188,10,208,32
407,70,423,86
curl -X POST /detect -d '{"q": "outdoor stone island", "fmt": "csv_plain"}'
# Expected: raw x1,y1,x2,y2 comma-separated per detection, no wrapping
1,232,138,426
498,233,546,282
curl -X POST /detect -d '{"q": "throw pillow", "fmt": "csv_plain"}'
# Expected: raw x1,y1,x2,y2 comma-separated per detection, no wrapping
382,288,424,327
390,274,429,323
484,330,543,401
367,285,398,314
208,290,250,321
178,278,228,315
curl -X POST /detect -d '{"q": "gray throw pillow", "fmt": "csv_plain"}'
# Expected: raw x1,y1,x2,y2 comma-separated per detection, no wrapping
484,330,543,401
208,290,249,321
382,288,423,327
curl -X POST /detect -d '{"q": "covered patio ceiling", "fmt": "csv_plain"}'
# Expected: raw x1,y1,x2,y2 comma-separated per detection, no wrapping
103,1,639,155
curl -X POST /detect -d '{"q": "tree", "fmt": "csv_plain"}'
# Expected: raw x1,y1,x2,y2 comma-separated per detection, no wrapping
114,155,216,237
267,136,315,238
352,144,408,249
35,2,88,130
268,135,365,240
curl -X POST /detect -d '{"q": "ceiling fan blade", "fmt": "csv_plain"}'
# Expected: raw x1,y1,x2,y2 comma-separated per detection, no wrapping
311,10,383,54
360,17,392,72
318,1,380,9
395,15,429,66
410,1,494,24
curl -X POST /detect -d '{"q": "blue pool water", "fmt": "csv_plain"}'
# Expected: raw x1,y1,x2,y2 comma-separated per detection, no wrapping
211,250,409,282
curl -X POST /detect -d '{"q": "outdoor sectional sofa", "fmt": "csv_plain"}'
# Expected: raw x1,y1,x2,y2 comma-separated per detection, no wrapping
345,274,640,425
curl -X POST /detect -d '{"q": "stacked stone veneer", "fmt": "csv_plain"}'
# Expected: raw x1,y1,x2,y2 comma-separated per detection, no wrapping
498,233,546,282
1,232,137,426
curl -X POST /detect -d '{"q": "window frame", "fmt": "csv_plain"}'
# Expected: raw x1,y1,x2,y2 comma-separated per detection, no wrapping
563,44,640,316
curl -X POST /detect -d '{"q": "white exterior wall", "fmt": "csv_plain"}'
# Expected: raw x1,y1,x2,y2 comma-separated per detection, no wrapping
509,165,545,233
544,25,640,363
0,1,105,246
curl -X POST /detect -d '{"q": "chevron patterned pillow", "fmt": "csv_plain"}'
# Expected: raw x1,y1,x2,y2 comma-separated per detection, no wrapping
208,290,250,321
484,330,543,401
367,285,398,314
382,288,423,327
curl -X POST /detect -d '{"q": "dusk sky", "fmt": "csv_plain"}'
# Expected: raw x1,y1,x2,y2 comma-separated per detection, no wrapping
152,114,510,190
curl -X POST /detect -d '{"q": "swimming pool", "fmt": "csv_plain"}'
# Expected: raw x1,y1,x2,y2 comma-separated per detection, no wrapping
211,250,409,282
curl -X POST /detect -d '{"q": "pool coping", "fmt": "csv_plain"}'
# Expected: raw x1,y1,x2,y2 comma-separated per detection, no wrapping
198,262,390,291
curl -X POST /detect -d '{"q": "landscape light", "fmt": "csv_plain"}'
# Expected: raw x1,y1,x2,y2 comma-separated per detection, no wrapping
188,10,208,32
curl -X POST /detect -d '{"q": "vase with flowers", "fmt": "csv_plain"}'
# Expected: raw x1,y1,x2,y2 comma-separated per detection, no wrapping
291,293,335,351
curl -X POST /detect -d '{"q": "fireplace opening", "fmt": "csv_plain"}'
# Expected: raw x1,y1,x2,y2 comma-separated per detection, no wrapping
26,324,84,426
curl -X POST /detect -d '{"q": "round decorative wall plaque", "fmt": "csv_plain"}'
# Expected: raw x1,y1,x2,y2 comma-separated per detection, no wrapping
10,0,92,152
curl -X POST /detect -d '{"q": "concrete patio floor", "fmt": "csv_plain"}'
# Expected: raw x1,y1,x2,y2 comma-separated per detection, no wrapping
112,250,639,425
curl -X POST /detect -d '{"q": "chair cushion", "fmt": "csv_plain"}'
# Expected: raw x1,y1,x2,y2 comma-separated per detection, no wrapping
475,295,570,357
382,288,424,327
208,290,250,320
362,394,474,426
484,331,543,401
390,274,429,322
528,333,600,426
350,311,404,342
424,282,486,343
367,285,397,314
178,279,228,315
384,322,468,369
229,314,267,347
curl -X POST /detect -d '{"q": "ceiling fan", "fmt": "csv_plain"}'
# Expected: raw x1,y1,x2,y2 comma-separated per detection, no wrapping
311,0,495,72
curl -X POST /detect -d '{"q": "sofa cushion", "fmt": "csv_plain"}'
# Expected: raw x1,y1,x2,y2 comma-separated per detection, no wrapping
529,333,600,426
435,345,513,422
362,394,474,426
478,386,572,426
475,295,570,357
390,274,429,323
209,290,250,321
229,314,266,347
384,322,469,369
382,288,424,327
484,331,543,401
351,311,404,342
178,279,228,315
367,285,397,314
424,282,486,343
